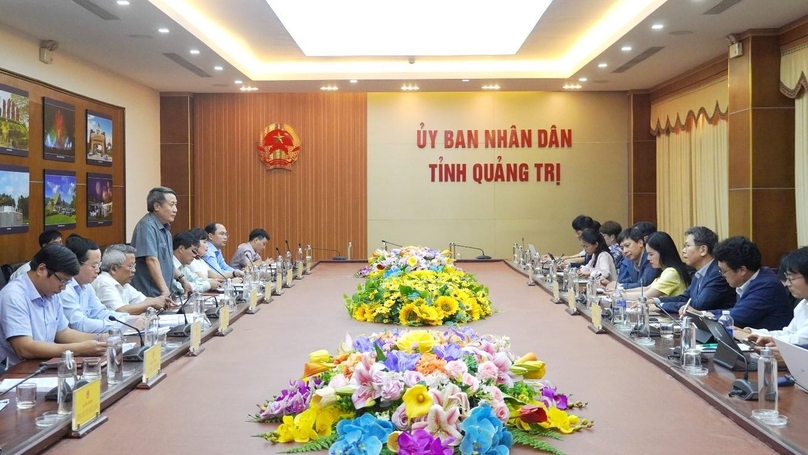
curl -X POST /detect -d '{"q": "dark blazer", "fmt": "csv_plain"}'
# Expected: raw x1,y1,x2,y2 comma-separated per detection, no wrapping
658,260,736,312
707,267,793,331
618,251,660,290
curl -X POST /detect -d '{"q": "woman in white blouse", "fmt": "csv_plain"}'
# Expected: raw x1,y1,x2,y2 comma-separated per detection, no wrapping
577,228,617,282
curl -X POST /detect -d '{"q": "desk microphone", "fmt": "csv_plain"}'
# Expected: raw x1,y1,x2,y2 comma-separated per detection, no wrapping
452,243,492,260
166,294,193,337
311,247,345,261
0,363,47,397
198,254,228,281
716,336,757,400
275,246,282,257
109,316,147,362
284,240,292,257
381,240,403,248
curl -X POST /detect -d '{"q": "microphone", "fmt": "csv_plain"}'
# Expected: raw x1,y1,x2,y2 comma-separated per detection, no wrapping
109,316,148,362
381,240,403,248
0,363,47,397
451,243,491,260
275,246,282,256
285,240,292,256
199,254,228,281
311,246,345,261
166,294,193,337
716,335,757,400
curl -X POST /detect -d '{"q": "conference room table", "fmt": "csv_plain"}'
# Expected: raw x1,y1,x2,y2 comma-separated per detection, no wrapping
2,261,804,454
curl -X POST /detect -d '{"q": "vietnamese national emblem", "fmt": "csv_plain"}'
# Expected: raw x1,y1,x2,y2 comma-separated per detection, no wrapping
257,123,301,170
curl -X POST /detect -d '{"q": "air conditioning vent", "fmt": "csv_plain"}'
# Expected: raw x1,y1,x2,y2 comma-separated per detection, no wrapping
72,0,120,20
162,53,212,78
704,0,744,15
613,47,664,73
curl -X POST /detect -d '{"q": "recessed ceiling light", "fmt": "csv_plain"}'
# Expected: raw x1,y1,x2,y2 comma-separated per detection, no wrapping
117,0,130,5
621,46,632,52
239,86,258,92
598,62,608,68
462,79,470,82
214,66,223,71
234,80,243,84
401,84,419,91
578,77,587,82
563,83,582,89
482,84,500,90
349,79,358,84
190,49,200,55
320,85,339,91
158,28,169,34
651,23,664,30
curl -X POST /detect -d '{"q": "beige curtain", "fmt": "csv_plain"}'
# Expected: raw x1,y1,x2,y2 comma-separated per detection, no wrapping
656,115,728,240
781,44,808,246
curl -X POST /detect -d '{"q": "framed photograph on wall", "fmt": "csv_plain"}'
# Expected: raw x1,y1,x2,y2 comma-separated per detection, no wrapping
86,110,112,166
43,97,75,162
86,172,112,227
0,164,30,234
0,84,29,157
43,169,77,229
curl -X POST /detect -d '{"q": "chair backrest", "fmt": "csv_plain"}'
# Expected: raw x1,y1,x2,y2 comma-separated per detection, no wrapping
0,269,7,292
0,263,13,283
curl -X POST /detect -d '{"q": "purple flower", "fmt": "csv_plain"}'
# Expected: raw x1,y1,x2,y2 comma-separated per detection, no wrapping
398,429,454,455
384,351,421,372
433,343,462,361
353,336,375,353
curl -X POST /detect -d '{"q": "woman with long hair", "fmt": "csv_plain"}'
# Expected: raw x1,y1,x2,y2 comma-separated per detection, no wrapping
625,231,691,300
577,228,617,282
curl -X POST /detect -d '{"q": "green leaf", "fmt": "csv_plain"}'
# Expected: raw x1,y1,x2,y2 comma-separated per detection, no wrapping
279,434,338,453
511,428,566,454
374,342,387,361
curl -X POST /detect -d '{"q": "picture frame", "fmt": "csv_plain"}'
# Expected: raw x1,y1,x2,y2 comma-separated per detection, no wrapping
86,172,112,227
0,164,30,234
0,83,29,157
43,169,77,229
43,97,76,162
86,110,113,166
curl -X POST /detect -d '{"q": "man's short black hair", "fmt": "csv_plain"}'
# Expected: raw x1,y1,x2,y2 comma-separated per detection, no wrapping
684,226,719,254
38,229,62,247
173,231,199,251
571,215,599,232
31,244,80,276
631,221,657,240
713,236,762,272
65,234,100,264
599,221,622,238
204,222,221,235
784,247,808,278
617,228,633,244
249,228,270,242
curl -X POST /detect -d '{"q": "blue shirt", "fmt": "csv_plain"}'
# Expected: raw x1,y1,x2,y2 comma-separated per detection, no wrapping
618,251,660,290
0,273,69,366
60,278,129,333
131,212,174,297
203,242,235,274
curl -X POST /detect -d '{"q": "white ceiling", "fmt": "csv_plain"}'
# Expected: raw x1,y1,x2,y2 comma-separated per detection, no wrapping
1,0,807,93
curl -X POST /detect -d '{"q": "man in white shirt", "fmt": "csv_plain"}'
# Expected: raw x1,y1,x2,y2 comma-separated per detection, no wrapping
93,244,172,314
9,229,63,281
172,231,216,294
748,246,808,346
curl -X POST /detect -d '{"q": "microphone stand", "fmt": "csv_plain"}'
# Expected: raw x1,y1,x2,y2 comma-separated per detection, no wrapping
109,316,148,362
716,336,757,400
166,294,193,337
452,243,491,260
381,240,403,248
199,255,228,281
0,363,47,397
310,247,345,261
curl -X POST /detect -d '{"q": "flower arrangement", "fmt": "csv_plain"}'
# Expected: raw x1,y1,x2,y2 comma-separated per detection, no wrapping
347,246,494,326
252,328,591,455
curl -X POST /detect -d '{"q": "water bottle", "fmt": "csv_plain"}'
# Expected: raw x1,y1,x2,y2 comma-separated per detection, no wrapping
679,316,697,363
144,306,158,347
107,328,123,384
224,278,236,312
718,310,734,338
57,350,77,414
612,286,627,325
191,292,211,329
753,347,780,421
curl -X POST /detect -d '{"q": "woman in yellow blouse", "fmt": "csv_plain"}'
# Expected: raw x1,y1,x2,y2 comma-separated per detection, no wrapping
625,231,691,300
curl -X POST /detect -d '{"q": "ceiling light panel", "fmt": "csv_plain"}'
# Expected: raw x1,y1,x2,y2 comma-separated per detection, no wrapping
266,0,552,56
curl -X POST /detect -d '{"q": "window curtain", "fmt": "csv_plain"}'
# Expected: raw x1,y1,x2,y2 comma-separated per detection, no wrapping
780,44,808,246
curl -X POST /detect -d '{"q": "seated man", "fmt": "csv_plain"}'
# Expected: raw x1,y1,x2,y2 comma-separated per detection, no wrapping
0,244,107,366
93,244,172,314
651,226,736,314
693,236,792,331
61,235,136,333
172,231,214,294
188,228,233,282
202,222,244,278
612,226,660,290
9,229,63,281
229,228,270,269
747,246,808,346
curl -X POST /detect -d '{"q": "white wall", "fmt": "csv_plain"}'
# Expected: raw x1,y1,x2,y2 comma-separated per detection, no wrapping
0,23,161,240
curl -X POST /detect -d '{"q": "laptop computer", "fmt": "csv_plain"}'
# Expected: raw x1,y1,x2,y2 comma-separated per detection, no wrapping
703,317,758,371
774,339,808,392
684,310,716,344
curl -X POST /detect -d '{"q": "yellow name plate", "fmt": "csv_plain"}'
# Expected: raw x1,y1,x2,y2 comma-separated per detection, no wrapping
567,289,576,311
305,257,311,274
190,320,201,351
296,262,303,277
219,303,230,331
552,281,560,300
592,303,602,328
72,379,101,431
142,344,162,383
286,268,293,285
276,270,283,292
249,288,258,311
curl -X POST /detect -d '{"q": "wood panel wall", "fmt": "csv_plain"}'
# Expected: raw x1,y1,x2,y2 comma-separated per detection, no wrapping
191,93,367,262
0,69,125,266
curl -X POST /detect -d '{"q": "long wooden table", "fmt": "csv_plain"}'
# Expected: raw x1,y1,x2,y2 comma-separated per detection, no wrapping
3,261,802,454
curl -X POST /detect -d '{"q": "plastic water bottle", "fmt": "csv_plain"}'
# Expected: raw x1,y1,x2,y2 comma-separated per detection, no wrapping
680,316,697,363
612,285,627,325
144,306,158,347
57,350,76,414
753,347,781,422
718,310,734,338
107,328,123,385
224,278,236,312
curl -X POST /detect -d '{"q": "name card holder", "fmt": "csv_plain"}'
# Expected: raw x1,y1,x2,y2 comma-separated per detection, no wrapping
551,281,562,304
565,289,580,315
274,270,284,295
247,288,260,314
216,302,233,336
284,267,295,288
263,279,274,303
69,379,107,438
186,320,205,356
137,344,166,389
304,257,312,275
294,261,303,280
588,303,606,334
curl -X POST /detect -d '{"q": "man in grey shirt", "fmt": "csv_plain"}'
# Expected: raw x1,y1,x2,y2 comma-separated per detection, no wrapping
130,187,192,297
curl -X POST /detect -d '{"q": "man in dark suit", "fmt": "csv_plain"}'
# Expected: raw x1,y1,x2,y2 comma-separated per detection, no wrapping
651,226,736,314
694,236,792,331
612,225,660,290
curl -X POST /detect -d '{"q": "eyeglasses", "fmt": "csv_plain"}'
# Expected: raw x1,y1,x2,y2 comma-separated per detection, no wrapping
83,262,101,271
47,269,72,286
118,264,136,272
786,274,805,284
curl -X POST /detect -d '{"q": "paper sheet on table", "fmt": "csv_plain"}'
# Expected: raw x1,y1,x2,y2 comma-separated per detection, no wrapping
158,315,187,327
0,377,59,393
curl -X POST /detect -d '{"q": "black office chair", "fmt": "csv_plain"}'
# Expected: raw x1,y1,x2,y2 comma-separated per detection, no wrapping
1,263,13,283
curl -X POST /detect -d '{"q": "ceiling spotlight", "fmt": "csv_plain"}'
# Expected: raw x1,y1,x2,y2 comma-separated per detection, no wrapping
598,62,608,68
652,23,664,30
214,65,223,71
621,46,632,52
117,0,130,5
562,83,582,89
239,86,258,92
482,84,500,90
349,79,358,84
234,80,243,84
578,77,587,82
190,49,200,55
462,79,470,82
401,84,419,91
158,28,169,34
320,85,339,91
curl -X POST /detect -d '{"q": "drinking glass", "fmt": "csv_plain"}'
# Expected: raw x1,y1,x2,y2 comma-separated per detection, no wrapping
16,383,37,409
683,348,708,376
82,357,102,381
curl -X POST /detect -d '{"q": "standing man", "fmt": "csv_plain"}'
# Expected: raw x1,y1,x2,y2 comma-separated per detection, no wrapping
0,244,107,366
131,187,192,297
229,228,270,269
202,222,243,277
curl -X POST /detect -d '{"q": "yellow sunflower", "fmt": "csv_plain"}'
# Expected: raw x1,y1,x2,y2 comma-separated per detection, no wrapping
435,296,459,316
399,303,420,325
